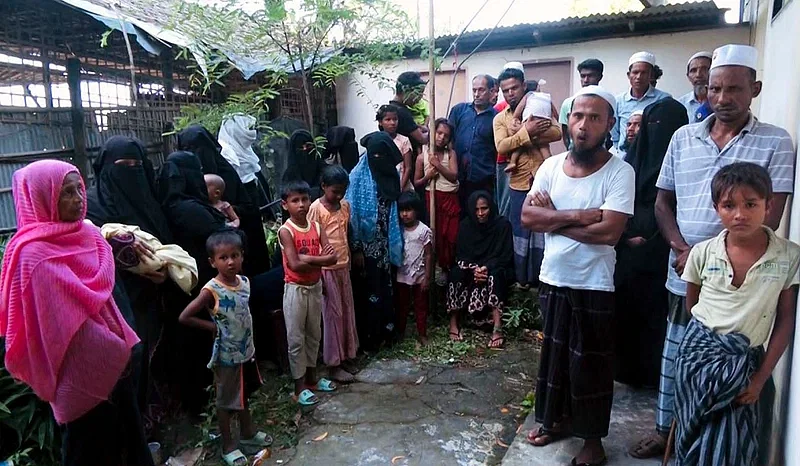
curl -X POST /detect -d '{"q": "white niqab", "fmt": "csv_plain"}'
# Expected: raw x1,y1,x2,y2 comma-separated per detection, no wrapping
218,114,261,183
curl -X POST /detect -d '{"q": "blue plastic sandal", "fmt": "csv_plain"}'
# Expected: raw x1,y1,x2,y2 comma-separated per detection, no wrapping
316,378,337,392
294,389,319,406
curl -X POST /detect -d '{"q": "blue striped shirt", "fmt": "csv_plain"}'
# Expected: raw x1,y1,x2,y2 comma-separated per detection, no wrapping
656,113,796,296
612,86,671,151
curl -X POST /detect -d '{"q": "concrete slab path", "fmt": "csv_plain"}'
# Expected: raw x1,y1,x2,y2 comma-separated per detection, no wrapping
501,383,666,466
268,345,539,466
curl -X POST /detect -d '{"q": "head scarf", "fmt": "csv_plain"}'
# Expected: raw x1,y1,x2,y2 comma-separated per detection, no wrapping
345,154,403,267
157,151,224,218
324,126,359,172
284,130,324,187
177,125,252,208
218,114,262,184
625,98,689,204
0,160,138,423
362,131,402,202
86,136,173,242
456,191,514,273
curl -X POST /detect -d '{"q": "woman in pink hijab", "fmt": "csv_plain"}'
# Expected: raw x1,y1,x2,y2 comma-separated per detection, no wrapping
0,160,153,466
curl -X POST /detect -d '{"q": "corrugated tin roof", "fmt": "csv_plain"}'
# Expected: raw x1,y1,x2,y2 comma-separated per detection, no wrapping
431,1,729,55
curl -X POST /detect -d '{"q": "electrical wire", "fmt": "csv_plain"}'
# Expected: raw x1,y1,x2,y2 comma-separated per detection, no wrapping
444,0,518,113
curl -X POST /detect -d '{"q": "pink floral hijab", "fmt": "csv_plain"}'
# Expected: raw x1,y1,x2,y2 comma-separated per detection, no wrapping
0,160,138,422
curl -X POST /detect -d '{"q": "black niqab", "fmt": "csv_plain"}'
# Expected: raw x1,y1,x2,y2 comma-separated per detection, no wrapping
361,131,402,202
283,129,325,193
456,191,513,274
625,98,688,205
325,126,359,173
177,125,253,208
87,136,174,243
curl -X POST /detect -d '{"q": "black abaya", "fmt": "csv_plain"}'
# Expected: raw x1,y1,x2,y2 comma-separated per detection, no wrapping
615,98,688,387
178,125,270,276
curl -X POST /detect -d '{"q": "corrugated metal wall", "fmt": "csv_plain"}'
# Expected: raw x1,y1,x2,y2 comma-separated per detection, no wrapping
0,107,177,229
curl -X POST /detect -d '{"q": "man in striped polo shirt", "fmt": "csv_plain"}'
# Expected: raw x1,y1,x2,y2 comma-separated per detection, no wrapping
629,44,796,459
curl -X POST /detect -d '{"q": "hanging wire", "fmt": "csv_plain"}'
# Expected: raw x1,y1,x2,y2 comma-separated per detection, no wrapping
444,0,518,113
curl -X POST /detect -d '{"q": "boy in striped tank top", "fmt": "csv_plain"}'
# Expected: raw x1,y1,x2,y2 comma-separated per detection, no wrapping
179,230,272,466
278,180,339,406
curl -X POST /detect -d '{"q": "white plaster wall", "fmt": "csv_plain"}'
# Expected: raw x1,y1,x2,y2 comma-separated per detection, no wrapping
336,26,749,140
760,0,800,463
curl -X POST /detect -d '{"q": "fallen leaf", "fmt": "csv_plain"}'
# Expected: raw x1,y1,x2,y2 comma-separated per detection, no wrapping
293,411,302,428
391,456,405,464
496,438,509,448
516,424,523,434
500,407,510,414
313,432,328,441
415,376,425,385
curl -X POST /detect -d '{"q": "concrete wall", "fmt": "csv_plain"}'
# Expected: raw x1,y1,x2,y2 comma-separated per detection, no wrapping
754,0,800,463
336,26,750,140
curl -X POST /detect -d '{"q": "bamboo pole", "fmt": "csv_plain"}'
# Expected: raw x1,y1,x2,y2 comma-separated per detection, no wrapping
427,0,437,306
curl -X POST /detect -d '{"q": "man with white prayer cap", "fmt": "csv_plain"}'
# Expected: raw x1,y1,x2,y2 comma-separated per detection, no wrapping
678,51,713,123
612,51,671,159
629,43,796,462
522,83,635,466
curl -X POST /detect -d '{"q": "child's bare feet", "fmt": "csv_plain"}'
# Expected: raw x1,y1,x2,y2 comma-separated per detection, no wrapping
504,162,517,173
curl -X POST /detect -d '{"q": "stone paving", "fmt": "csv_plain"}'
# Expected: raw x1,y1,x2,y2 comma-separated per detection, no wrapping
502,383,664,466
267,344,539,466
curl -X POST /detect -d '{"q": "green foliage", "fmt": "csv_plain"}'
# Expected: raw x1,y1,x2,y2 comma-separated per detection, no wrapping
159,0,425,130
519,391,535,416
502,288,541,334
170,86,287,150
0,346,60,465
375,326,478,364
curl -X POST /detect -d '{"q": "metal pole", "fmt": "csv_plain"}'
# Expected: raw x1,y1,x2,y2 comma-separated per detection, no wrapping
66,58,89,178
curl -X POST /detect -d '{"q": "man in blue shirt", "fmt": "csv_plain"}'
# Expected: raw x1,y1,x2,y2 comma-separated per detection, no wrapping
677,51,713,123
449,74,499,209
612,51,671,159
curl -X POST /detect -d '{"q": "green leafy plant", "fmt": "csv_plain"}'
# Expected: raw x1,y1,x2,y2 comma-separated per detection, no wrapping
502,288,541,334
0,346,60,465
519,391,535,416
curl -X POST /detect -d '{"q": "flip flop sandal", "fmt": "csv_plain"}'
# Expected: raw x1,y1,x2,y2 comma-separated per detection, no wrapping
526,426,567,447
293,389,319,406
628,435,666,459
222,449,248,466
449,331,463,341
315,378,337,392
570,457,607,466
240,431,273,448
488,335,505,349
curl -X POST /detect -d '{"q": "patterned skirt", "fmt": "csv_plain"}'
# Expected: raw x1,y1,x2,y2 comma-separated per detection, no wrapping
446,262,508,324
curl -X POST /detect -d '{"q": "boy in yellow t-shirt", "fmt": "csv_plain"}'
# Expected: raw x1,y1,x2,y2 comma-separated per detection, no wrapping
673,162,800,465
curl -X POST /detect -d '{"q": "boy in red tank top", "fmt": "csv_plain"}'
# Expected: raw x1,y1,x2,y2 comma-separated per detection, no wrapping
278,180,339,405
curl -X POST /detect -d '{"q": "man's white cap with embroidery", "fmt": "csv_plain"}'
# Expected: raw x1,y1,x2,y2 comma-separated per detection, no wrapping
631,109,644,117
687,51,713,67
502,61,524,72
710,44,758,71
572,85,616,116
629,51,656,67
522,92,552,121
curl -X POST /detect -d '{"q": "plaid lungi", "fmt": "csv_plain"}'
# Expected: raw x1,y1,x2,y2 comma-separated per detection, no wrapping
674,318,761,466
656,293,688,434
535,283,615,438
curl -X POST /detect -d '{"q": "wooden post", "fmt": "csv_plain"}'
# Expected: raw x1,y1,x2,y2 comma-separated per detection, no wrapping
161,50,174,104
41,47,53,108
67,58,89,178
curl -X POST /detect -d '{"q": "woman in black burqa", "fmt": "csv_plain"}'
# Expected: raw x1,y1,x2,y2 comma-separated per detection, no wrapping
447,191,513,348
614,97,688,388
86,136,176,415
157,150,228,413
283,129,326,201
178,125,270,275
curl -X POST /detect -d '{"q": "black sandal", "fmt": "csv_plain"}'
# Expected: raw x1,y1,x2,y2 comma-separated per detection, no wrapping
570,457,607,466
